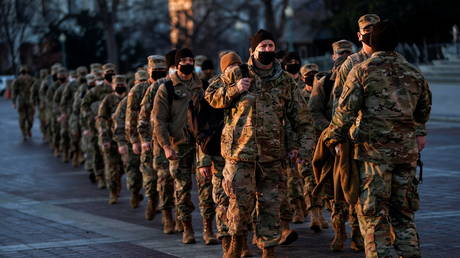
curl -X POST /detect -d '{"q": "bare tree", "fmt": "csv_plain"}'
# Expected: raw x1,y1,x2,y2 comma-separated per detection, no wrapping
261,0,290,40
96,0,120,67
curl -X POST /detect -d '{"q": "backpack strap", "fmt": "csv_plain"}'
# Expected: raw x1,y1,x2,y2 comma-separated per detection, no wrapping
164,80,175,106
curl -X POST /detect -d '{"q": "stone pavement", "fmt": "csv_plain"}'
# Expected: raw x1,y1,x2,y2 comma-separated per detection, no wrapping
1,93,460,257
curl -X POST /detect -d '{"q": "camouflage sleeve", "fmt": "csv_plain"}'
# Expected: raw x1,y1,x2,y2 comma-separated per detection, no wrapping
113,98,128,147
152,84,171,148
308,76,330,131
325,66,364,145
52,88,63,116
68,90,81,134
81,90,96,129
11,79,18,104
331,57,353,112
414,79,432,136
196,144,212,168
204,74,240,109
30,80,40,105
126,85,142,145
60,83,75,115
137,85,154,145
96,96,112,144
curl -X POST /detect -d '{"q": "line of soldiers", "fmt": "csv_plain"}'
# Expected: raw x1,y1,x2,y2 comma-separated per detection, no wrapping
10,13,431,258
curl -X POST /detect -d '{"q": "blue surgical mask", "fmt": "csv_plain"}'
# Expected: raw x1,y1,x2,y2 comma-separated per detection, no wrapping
194,66,202,74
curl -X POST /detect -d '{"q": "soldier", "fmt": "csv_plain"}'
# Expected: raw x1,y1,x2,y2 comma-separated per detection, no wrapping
40,63,62,144
152,48,202,244
90,63,102,74
194,55,207,74
324,21,431,258
199,59,215,82
205,29,313,257
127,57,166,220
30,69,49,141
49,67,68,156
138,50,175,233
81,63,117,188
11,65,36,141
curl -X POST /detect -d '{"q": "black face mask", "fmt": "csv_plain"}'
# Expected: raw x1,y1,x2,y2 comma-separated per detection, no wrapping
88,83,96,89
79,78,87,84
115,86,127,94
256,51,276,65
151,71,167,81
179,64,194,75
58,77,66,83
104,73,114,83
286,64,301,75
52,74,58,81
361,33,371,45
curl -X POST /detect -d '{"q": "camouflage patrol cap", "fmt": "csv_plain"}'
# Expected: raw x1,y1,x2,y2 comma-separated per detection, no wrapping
40,69,49,78
300,63,319,77
332,40,354,54
86,74,96,84
102,63,116,73
69,70,77,77
90,63,102,72
51,63,62,74
76,66,88,76
57,67,68,75
147,55,167,69
19,65,28,73
93,68,103,80
135,70,149,81
113,75,126,84
195,55,207,67
358,14,380,30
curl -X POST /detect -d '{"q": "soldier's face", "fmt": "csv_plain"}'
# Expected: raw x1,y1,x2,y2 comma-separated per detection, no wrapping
254,40,276,59
358,25,374,41
332,50,352,61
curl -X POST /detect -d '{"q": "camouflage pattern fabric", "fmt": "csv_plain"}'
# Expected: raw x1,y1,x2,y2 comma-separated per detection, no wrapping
11,74,35,137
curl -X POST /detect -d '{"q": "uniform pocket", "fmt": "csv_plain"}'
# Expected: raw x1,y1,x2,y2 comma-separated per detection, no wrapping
408,177,420,211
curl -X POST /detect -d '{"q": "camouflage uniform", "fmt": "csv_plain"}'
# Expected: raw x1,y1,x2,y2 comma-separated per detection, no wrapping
40,64,62,144
205,58,313,248
30,69,49,140
11,67,35,139
325,51,431,258
49,68,68,154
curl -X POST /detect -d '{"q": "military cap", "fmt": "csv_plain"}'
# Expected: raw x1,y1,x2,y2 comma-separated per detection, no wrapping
220,51,242,72
76,66,88,76
300,63,319,77
332,40,354,54
147,55,167,69
86,74,96,84
51,63,62,74
90,63,102,72
39,69,49,78
194,55,207,67
57,67,68,75
135,70,149,81
19,65,28,73
93,69,104,80
102,63,116,73
358,14,380,30
113,75,126,84
69,70,77,77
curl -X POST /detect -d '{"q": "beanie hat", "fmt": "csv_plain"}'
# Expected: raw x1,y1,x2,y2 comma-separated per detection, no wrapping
250,29,276,51
281,52,301,67
220,51,243,72
175,48,194,66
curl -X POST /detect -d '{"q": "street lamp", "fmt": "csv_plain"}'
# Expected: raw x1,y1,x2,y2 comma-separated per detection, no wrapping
59,33,67,67
284,6,294,51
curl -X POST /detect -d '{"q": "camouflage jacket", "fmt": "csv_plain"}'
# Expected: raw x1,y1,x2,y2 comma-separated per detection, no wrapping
52,83,67,117
60,80,80,116
69,83,90,134
96,92,123,145
152,72,203,148
113,96,129,147
30,78,44,107
137,77,169,145
325,51,432,164
38,76,53,111
205,58,313,163
126,81,150,145
11,74,35,106
81,83,113,131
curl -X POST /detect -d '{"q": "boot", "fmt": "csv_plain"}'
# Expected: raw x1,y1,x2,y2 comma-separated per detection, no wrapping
278,220,298,245
330,218,346,252
88,171,96,184
96,176,106,189
108,191,118,205
62,150,69,163
241,234,254,257
202,218,218,245
221,236,231,257
350,226,364,252
261,247,275,258
226,235,244,258
292,199,305,224
182,220,196,244
309,207,322,233
130,192,142,209
144,197,158,220
71,152,79,167
175,213,184,232
162,209,175,234
319,208,329,229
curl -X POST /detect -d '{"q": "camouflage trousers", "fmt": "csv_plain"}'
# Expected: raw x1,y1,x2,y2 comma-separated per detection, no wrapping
38,106,48,141
169,144,195,222
209,156,229,239
223,160,282,248
17,104,34,138
279,164,293,222
298,162,323,211
89,133,104,177
154,140,174,211
101,142,124,194
81,133,94,172
50,117,61,151
59,122,71,158
356,161,421,258
139,148,157,199
196,167,215,221
120,145,142,194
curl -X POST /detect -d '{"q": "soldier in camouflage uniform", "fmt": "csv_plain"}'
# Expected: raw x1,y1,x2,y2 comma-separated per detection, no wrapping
205,30,313,257
152,48,201,244
49,68,68,156
11,65,36,141
324,21,431,258
138,51,174,233
81,63,117,189
127,56,166,220
40,63,62,145
30,69,49,141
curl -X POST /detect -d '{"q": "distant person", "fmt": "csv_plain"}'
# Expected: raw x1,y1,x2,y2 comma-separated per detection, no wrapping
11,65,36,141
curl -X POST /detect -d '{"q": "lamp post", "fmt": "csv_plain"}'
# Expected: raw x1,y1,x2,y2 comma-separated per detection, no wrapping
284,5,294,52
59,33,67,67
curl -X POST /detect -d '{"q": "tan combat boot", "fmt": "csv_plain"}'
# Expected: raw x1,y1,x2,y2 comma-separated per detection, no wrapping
202,218,218,245
309,207,322,233
221,236,231,257
330,218,346,252
225,235,243,258
144,196,158,220
130,192,143,209
175,213,184,232
162,209,175,234
350,226,364,252
108,191,118,205
292,199,305,224
241,234,254,257
278,220,298,245
319,208,329,229
262,247,275,258
182,220,196,244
